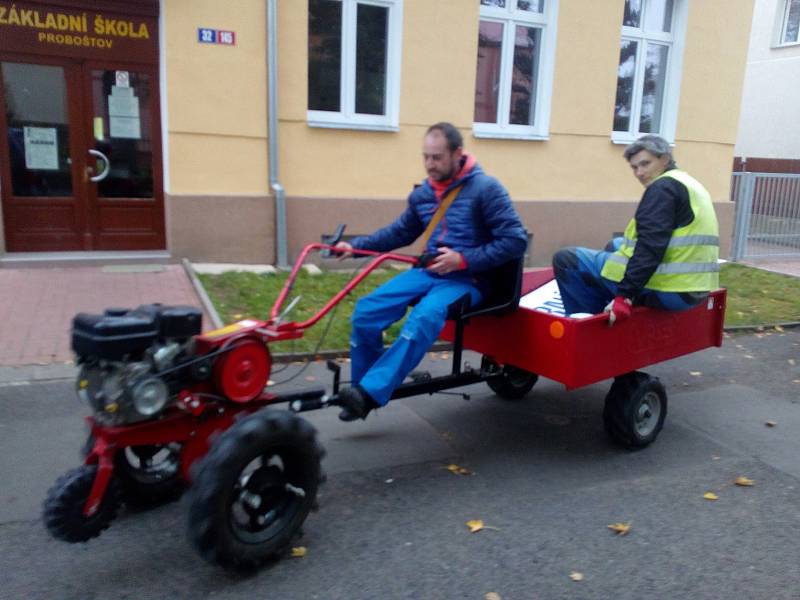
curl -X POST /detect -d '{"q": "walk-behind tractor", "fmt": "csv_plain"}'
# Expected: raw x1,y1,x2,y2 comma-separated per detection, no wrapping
43,228,726,570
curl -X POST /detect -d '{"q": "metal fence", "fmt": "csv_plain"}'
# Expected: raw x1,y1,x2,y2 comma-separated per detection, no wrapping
730,172,800,261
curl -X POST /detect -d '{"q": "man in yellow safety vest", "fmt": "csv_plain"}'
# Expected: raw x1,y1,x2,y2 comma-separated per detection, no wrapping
552,134,719,326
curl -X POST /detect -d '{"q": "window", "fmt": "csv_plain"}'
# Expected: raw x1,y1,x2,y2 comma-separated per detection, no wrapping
612,0,687,143
308,0,402,131
780,0,800,44
473,0,559,140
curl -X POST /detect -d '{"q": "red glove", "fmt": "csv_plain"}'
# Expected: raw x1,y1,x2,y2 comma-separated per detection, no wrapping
604,296,632,326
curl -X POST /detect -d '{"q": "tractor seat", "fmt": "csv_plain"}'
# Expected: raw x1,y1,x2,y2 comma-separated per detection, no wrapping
446,255,524,322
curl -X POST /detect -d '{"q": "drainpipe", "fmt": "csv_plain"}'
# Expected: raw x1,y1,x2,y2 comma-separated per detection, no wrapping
267,0,288,268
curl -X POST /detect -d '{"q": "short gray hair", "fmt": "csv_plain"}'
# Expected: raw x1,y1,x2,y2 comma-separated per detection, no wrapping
623,134,676,169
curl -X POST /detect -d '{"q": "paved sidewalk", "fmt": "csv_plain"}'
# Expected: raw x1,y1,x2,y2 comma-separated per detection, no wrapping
0,264,210,367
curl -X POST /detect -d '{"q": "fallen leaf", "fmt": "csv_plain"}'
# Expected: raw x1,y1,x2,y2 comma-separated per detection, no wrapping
789,359,797,366
743,354,755,359
711,455,721,460
385,478,394,484
735,476,754,487
232,313,243,320
689,371,702,377
569,572,584,582
703,492,719,501
766,421,777,427
290,546,307,558
607,522,631,536
466,519,499,533
304,376,316,381
445,463,473,476
775,325,785,333
485,594,502,600
466,520,484,533
793,379,800,384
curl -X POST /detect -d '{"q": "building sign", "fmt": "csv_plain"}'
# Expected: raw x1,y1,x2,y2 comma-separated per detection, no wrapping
0,1,158,63
198,28,236,46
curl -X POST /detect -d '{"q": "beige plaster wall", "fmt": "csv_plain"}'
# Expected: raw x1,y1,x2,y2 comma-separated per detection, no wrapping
163,0,269,195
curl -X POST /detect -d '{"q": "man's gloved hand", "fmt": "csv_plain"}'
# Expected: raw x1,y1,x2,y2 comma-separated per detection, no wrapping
604,296,633,326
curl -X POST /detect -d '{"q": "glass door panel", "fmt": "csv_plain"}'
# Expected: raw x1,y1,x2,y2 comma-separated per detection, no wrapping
2,62,73,197
90,69,154,199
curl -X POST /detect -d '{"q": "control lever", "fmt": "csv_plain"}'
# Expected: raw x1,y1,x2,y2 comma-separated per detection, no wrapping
320,224,347,258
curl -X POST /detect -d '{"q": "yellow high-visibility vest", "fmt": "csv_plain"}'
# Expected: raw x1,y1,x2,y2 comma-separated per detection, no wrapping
601,169,719,292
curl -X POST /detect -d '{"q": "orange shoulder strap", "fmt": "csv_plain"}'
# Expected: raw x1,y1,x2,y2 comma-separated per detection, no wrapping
418,185,463,248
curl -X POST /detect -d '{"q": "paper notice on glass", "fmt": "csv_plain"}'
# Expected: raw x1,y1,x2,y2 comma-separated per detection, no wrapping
109,85,141,138
110,116,141,139
108,86,140,119
23,126,59,170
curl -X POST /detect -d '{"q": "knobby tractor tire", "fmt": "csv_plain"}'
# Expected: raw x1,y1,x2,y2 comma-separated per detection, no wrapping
603,372,667,450
115,443,185,507
487,364,539,400
186,409,325,570
43,464,123,543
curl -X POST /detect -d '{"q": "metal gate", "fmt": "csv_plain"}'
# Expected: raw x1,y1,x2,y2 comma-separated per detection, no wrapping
730,172,800,261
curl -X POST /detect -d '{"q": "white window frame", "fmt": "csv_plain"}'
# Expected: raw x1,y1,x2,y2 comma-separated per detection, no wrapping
472,0,559,141
776,0,800,46
611,0,688,145
307,0,403,132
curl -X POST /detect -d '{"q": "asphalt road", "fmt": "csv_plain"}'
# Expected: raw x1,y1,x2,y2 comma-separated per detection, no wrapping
1,330,799,600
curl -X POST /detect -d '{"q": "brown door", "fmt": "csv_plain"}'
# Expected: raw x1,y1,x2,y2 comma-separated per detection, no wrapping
0,56,164,251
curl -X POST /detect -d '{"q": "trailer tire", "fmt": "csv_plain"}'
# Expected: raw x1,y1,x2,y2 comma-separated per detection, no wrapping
487,365,539,400
603,372,667,449
187,409,325,570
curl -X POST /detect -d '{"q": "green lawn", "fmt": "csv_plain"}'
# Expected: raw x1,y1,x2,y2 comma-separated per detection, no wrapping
198,262,800,354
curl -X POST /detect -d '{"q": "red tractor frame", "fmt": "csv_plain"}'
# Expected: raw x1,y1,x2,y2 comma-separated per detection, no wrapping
43,234,726,570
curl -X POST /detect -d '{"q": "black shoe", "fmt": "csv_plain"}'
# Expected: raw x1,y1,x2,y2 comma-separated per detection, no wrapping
337,387,376,422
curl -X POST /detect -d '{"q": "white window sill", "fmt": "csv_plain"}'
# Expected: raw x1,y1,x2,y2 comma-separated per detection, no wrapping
307,119,399,133
610,132,675,145
472,128,549,141
772,40,800,49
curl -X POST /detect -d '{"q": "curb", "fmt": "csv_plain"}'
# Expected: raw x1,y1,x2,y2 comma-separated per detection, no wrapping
182,258,224,329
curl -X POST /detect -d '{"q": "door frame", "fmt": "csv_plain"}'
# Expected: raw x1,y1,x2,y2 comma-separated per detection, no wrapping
80,58,165,250
0,52,166,251
0,51,90,250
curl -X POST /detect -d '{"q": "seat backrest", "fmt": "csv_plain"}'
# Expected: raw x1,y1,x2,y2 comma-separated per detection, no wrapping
459,255,524,320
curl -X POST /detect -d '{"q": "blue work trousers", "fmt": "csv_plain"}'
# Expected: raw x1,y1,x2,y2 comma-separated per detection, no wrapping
553,242,702,315
350,268,482,406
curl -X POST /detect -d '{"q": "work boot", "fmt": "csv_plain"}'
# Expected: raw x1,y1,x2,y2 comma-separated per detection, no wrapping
337,386,377,422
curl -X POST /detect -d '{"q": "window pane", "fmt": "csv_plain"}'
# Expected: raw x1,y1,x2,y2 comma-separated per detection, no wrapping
474,21,504,123
644,0,673,33
517,0,544,13
480,0,507,7
613,40,638,132
509,26,541,126
623,0,642,27
308,0,342,112
355,3,388,115
639,44,669,133
785,0,800,43
2,62,72,197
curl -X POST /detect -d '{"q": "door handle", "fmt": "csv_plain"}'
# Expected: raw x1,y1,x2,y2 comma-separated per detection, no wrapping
88,149,110,182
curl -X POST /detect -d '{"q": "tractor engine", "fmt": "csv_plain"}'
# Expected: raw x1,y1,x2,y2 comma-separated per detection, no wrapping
71,304,204,426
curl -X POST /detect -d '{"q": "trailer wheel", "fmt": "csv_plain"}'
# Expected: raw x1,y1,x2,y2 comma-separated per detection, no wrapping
603,372,667,449
187,410,325,570
487,365,539,400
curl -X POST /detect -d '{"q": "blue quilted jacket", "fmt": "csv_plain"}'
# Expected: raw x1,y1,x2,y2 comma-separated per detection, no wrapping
350,161,527,276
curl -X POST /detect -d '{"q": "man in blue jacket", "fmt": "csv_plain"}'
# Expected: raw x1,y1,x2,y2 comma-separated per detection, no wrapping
334,122,528,421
